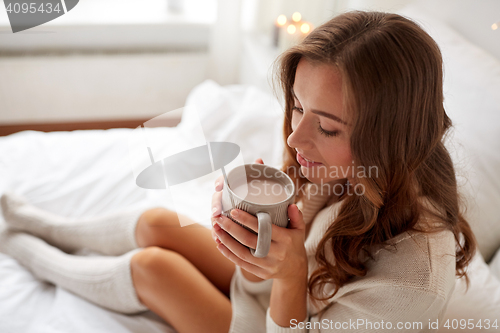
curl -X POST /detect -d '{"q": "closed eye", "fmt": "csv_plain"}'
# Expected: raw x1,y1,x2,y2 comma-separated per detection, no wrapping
317,124,339,137
292,106,339,138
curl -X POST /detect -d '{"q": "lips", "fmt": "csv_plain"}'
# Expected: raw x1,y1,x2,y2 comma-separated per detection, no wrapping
296,152,323,167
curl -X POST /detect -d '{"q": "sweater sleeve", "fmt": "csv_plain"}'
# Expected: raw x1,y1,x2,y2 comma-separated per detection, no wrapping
229,266,274,333
264,285,450,333
263,229,456,333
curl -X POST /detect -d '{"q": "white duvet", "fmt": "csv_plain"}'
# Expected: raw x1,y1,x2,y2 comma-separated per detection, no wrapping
0,80,284,333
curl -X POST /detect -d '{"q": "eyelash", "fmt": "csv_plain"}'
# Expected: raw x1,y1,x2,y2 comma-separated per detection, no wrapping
292,106,339,138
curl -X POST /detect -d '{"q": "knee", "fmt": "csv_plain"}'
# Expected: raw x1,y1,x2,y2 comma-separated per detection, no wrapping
131,246,183,275
130,246,184,308
136,208,180,247
141,207,179,228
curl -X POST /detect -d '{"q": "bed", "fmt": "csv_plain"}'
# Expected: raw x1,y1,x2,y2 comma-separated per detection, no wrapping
1,5,500,333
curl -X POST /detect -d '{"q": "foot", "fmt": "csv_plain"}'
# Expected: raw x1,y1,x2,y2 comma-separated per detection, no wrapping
1,191,66,232
0,191,78,253
1,191,29,225
1,191,144,255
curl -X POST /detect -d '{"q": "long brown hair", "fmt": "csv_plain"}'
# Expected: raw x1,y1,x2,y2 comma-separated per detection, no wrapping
275,11,476,302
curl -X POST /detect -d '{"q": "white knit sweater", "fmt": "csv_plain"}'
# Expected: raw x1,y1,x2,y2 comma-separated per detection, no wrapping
228,183,456,333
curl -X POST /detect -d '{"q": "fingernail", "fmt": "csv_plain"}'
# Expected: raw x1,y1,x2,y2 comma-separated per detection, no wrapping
215,181,220,188
231,209,238,217
212,207,218,216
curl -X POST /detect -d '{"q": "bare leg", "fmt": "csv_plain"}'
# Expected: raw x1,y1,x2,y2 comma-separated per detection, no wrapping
131,247,232,333
134,207,235,297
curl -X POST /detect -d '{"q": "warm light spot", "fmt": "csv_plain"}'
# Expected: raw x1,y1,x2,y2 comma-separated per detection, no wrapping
492,23,498,30
292,12,302,22
287,24,297,34
300,23,311,34
277,15,287,26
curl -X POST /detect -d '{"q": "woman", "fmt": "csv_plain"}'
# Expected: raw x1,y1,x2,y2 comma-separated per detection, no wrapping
0,11,476,333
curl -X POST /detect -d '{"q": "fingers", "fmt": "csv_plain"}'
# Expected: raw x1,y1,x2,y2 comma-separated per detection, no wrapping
216,242,267,278
287,204,305,230
215,214,258,250
211,191,223,218
229,209,258,233
214,175,224,192
255,158,264,164
211,227,220,244
229,209,292,243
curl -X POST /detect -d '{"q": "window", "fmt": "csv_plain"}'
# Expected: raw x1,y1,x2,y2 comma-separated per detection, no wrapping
0,0,217,52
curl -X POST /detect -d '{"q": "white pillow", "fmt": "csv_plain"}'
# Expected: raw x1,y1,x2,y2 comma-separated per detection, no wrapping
397,6,500,262
181,79,285,168
436,253,500,331
490,248,500,281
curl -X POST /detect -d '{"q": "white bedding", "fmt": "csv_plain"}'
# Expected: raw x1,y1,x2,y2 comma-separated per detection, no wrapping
0,81,284,333
2,6,500,332
0,128,179,333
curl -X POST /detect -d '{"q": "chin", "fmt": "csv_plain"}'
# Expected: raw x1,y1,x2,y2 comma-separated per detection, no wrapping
300,166,331,184
300,166,348,190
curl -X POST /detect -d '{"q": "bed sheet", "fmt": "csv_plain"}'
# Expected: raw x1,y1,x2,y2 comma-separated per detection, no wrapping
0,80,285,333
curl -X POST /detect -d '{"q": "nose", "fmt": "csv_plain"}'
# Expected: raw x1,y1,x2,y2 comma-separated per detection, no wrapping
286,112,315,151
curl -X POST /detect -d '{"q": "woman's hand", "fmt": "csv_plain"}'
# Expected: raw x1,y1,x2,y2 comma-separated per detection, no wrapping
211,158,265,282
211,158,263,238
211,163,308,283
216,205,307,282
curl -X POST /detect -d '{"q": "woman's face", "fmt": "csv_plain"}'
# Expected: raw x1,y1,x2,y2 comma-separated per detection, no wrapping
287,58,353,185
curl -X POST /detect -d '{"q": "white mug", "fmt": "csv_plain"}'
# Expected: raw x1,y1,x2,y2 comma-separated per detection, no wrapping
221,163,295,258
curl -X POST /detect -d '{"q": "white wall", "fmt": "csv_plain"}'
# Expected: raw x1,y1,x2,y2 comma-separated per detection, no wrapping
207,0,242,85
411,0,500,60
242,0,500,61
238,0,500,95
334,0,500,60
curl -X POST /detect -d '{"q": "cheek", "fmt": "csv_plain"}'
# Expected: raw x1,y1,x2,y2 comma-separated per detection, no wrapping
323,142,352,166
341,148,353,166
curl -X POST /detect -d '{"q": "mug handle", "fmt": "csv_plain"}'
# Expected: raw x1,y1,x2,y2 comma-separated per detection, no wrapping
250,212,272,258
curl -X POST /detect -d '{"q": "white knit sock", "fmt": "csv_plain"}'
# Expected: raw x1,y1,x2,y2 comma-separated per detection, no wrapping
0,228,148,314
1,192,144,255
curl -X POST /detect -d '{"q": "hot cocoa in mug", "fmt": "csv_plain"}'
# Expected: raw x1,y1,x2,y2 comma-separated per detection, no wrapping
230,175,291,205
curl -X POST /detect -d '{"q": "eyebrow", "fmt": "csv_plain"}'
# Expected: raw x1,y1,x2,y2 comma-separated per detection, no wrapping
311,110,348,125
291,89,348,126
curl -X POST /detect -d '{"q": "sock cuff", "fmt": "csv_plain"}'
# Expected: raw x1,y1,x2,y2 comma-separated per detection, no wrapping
0,230,149,315
115,248,149,314
125,209,145,250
